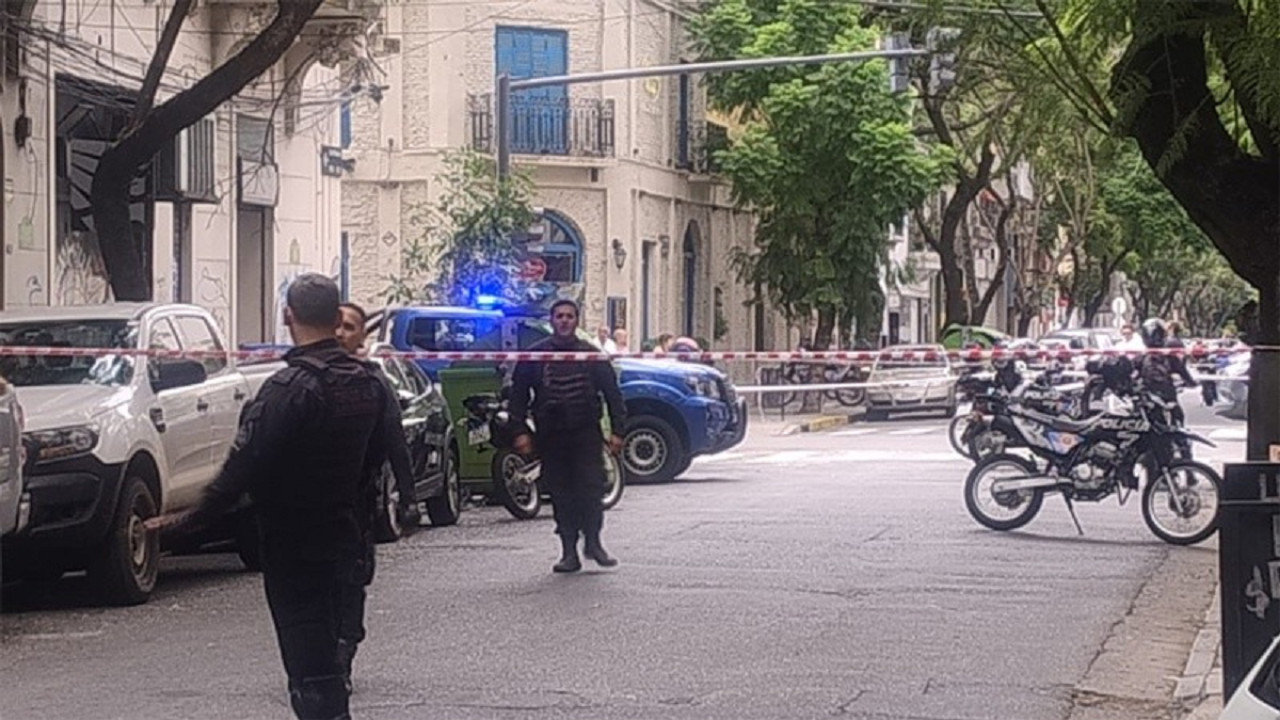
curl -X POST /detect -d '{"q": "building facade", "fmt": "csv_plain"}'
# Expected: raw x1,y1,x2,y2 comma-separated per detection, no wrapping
0,0,370,346
341,0,790,353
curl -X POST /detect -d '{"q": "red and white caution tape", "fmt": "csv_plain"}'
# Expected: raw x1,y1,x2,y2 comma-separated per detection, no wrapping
0,345,1258,363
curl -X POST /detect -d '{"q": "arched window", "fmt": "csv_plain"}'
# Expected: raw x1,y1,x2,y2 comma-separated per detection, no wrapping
516,210,583,283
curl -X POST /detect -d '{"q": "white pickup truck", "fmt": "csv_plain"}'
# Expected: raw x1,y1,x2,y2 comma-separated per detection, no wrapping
0,303,279,604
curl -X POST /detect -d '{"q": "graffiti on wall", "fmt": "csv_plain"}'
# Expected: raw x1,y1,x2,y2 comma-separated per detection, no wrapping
56,230,111,305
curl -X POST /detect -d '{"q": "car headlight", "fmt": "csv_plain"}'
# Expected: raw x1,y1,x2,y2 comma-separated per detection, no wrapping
24,425,99,464
684,376,718,398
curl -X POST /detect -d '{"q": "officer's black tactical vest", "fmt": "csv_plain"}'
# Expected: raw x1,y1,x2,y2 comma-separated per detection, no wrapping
259,351,385,520
536,358,601,432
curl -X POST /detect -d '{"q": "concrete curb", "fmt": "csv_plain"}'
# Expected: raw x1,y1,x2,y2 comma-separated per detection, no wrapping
780,410,864,435
1175,583,1224,719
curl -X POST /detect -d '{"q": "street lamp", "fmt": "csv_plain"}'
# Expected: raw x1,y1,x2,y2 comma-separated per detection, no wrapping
612,238,628,270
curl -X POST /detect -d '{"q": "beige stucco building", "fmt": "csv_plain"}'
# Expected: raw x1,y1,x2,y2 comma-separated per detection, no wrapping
0,0,370,346
341,0,789,353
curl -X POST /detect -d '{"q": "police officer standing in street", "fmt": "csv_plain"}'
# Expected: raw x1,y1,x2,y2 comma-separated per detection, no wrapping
148,274,389,720
334,300,419,691
510,299,626,573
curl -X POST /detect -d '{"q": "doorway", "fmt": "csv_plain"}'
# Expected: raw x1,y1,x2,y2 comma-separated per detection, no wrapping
236,207,272,346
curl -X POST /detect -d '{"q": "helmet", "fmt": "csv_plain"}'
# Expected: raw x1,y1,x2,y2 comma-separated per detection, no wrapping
1140,318,1168,349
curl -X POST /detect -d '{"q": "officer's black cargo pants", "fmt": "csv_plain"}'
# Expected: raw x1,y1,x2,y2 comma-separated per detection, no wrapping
262,545,355,720
539,425,606,541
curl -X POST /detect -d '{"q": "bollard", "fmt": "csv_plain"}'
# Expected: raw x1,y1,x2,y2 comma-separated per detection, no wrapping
1220,462,1280,699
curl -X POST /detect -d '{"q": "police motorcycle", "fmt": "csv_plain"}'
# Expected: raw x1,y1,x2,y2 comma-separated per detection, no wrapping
461,391,626,520
962,357,1222,546
954,359,1092,461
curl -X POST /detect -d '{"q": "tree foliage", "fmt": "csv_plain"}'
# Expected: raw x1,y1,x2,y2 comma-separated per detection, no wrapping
385,151,536,307
689,0,949,347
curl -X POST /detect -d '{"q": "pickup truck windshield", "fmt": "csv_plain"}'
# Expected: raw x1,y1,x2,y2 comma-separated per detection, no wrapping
0,320,136,387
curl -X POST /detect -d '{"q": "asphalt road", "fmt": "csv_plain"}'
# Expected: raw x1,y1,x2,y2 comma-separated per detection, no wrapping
0,393,1240,720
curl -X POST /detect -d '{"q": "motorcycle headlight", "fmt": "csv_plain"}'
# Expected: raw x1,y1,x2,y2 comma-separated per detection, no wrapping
684,376,718,398
24,425,99,465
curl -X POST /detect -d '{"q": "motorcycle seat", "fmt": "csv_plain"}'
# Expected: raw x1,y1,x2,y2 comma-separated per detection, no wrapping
1011,406,1102,434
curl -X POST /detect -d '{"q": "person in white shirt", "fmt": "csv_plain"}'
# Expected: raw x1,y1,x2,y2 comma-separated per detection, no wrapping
1118,323,1146,351
596,326,618,354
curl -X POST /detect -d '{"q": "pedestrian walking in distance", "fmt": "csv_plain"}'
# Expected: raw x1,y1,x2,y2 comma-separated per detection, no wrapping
334,301,420,692
147,274,390,720
510,299,627,572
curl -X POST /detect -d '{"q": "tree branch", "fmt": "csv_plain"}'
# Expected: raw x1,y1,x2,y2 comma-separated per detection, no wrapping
129,0,194,132
107,0,324,170
1198,0,1280,161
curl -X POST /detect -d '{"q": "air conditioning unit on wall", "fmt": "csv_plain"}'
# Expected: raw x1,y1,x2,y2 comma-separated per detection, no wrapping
156,118,217,203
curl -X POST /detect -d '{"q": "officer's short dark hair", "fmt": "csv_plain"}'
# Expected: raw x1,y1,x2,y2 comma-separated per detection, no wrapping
339,301,367,324
550,299,579,318
287,274,341,327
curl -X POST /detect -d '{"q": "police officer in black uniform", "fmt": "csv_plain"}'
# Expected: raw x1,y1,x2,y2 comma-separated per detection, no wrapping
333,300,418,691
150,274,389,720
1139,318,1197,440
510,299,626,573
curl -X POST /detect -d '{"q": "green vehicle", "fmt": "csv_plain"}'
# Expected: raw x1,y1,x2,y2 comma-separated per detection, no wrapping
940,324,1011,350
370,306,625,519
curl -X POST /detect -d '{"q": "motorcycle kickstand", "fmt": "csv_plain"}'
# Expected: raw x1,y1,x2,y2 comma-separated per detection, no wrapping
1061,494,1085,536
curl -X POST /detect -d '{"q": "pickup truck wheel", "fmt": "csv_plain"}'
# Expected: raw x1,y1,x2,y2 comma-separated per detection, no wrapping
90,476,159,606
623,417,684,484
373,466,403,543
425,448,462,527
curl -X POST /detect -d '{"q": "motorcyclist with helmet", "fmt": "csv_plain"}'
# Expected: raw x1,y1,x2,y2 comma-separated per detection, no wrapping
1138,318,1196,434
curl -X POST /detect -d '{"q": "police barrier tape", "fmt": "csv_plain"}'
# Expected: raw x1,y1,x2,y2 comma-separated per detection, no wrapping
0,344,1257,364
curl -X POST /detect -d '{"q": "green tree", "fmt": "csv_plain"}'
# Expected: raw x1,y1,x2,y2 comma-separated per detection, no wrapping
978,0,1279,457
385,151,535,306
689,0,949,348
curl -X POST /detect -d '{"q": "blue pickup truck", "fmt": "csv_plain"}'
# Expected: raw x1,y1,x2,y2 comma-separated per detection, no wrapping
370,305,747,484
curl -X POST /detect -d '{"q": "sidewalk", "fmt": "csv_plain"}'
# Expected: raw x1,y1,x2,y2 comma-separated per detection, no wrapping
1176,584,1224,719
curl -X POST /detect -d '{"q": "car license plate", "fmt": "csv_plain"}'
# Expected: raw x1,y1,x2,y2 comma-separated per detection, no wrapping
468,425,491,446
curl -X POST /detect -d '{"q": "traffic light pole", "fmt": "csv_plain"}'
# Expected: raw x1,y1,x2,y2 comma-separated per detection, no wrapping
495,48,931,181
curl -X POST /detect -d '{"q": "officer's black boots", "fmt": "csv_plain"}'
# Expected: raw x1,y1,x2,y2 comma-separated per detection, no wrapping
583,533,618,567
553,534,582,573
288,675,351,720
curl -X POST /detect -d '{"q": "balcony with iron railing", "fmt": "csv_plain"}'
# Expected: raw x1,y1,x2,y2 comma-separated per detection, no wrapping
675,121,729,176
468,94,616,160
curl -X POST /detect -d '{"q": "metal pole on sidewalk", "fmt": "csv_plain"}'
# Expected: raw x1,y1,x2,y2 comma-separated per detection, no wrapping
496,73,512,182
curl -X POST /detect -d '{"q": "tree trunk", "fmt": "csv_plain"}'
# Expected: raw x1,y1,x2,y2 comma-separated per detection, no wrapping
89,159,150,300
812,305,836,350
1017,311,1034,338
1249,279,1280,461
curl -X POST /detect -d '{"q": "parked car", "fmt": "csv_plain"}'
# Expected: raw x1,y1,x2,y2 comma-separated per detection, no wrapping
864,344,958,420
1220,352,1251,420
364,344,462,541
1040,328,1122,352
372,305,748,486
0,304,280,604
0,374,29,538
1220,632,1280,719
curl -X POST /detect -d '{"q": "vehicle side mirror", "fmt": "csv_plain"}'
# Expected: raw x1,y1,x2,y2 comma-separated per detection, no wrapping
151,359,207,392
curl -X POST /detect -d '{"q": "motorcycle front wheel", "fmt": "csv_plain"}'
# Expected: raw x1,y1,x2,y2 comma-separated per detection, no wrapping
948,415,976,459
1141,459,1222,545
964,454,1045,531
491,450,543,520
602,450,627,510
